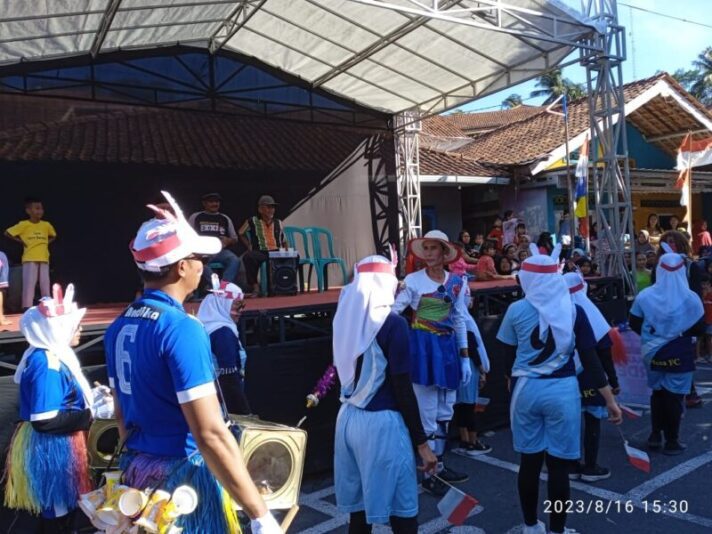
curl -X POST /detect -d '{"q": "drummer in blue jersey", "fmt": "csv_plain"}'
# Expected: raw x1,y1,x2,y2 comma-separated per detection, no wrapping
564,272,620,482
104,191,281,534
629,244,705,455
392,230,472,496
497,245,621,534
3,284,99,533
197,274,251,415
333,251,437,534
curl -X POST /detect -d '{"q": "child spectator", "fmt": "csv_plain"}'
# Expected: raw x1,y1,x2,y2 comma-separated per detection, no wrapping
636,252,652,291
700,274,712,363
472,233,485,255
696,220,712,258
496,255,514,276
502,210,519,247
475,242,513,282
514,222,528,247
576,256,593,277
4,197,56,310
0,250,10,326
487,217,504,251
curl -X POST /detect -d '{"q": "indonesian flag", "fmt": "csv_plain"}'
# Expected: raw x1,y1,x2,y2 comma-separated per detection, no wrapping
624,441,650,473
619,404,642,419
676,134,712,207
574,136,589,219
437,486,479,526
475,397,490,413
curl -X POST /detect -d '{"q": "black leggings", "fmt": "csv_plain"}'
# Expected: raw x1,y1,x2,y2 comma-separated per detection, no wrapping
583,412,601,468
454,403,477,432
650,388,685,442
348,511,418,534
518,452,570,534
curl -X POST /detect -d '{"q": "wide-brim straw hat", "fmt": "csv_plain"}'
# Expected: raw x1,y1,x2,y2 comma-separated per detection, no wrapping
409,230,461,264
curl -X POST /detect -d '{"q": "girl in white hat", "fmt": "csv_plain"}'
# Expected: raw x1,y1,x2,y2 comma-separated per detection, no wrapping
497,246,621,534
392,230,473,496
333,252,436,533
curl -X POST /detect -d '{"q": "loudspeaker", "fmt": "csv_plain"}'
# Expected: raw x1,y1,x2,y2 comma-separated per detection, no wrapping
229,415,307,510
269,257,298,296
87,416,307,511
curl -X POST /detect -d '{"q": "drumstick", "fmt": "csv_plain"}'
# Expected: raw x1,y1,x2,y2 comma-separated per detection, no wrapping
281,504,300,532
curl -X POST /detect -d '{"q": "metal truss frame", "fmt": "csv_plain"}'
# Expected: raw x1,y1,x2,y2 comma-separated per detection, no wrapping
580,0,636,294
208,0,268,54
394,112,422,262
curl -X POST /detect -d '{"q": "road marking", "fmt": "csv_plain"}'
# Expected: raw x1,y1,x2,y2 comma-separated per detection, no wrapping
624,450,712,501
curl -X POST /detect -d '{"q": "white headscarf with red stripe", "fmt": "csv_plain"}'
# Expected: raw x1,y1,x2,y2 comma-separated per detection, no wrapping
15,284,93,408
635,250,703,337
519,244,574,355
563,272,610,342
332,247,399,386
197,274,243,337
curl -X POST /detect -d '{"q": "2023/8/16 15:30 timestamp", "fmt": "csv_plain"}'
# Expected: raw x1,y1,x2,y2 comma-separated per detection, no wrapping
543,499,689,514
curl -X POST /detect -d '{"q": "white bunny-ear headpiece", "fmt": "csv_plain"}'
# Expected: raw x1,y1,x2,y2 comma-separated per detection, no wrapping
529,243,540,256
211,273,220,292
660,242,674,254
160,190,187,223
388,243,398,267
38,283,79,317
550,243,562,260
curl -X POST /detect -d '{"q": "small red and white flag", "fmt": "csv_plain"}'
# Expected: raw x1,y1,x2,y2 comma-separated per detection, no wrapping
619,404,642,419
475,397,490,413
676,134,712,206
624,441,650,473
437,485,479,526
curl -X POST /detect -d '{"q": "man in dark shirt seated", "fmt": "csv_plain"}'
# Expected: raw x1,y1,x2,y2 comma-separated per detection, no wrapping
238,195,287,297
188,193,241,284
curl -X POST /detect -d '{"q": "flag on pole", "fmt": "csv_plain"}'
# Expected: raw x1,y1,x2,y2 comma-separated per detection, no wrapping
574,136,589,219
437,485,479,526
475,397,490,413
619,404,642,419
623,441,651,473
676,134,712,206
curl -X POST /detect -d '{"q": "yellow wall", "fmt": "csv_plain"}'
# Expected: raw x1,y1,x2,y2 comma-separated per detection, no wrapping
632,192,703,230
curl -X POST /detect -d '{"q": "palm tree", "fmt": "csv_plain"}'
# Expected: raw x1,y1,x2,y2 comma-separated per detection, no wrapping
501,93,523,109
691,47,712,106
530,68,586,104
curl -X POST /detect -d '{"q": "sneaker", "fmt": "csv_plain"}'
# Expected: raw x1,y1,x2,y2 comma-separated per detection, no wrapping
647,431,663,450
569,462,583,480
549,529,580,534
452,441,472,455
421,476,448,497
471,440,492,454
580,465,611,482
438,465,469,483
453,441,492,458
663,441,687,456
686,393,703,408
522,520,546,534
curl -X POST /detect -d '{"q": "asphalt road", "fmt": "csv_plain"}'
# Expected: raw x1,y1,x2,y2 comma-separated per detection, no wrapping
290,361,712,534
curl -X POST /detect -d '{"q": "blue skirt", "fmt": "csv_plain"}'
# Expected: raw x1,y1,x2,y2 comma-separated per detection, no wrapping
409,329,460,389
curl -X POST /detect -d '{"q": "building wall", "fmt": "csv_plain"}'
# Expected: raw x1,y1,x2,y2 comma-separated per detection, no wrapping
625,124,676,170
421,186,463,240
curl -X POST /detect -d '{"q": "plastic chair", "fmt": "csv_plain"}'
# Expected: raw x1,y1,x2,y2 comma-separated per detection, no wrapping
307,226,348,292
284,226,317,292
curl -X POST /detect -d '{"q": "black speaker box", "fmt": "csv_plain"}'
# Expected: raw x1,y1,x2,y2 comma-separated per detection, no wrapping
270,257,298,296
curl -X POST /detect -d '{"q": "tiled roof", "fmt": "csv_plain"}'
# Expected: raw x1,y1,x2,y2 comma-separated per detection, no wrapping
0,106,377,172
420,114,468,139
419,147,507,177
454,73,676,165
442,105,543,133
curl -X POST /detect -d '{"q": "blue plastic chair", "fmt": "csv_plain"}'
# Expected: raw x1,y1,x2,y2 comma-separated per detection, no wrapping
307,226,348,292
284,226,317,292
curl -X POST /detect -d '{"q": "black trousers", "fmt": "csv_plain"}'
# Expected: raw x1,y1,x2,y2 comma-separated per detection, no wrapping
243,250,270,287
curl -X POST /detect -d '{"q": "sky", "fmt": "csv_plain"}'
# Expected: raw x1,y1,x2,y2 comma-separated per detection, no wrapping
452,0,711,113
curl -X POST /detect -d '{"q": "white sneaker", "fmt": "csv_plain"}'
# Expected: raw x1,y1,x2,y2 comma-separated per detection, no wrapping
550,528,580,534
523,520,546,534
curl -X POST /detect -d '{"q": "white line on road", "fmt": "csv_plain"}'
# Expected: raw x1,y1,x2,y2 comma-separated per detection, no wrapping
624,450,712,501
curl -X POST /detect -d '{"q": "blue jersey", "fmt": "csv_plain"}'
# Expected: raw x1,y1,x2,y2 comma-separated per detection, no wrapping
105,289,217,457
497,301,596,378
209,327,241,374
19,348,87,422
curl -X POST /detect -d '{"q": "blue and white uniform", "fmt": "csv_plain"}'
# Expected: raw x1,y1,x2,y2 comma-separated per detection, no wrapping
498,300,597,459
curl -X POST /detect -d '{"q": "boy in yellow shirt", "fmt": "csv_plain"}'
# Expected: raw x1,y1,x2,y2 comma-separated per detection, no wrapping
4,197,56,309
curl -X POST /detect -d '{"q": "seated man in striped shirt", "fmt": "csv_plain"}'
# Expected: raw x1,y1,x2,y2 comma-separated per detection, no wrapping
238,195,287,297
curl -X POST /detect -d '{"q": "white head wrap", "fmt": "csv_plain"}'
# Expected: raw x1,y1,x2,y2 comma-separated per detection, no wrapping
563,272,610,342
197,274,243,337
636,251,703,337
518,244,574,355
332,249,398,386
15,284,92,408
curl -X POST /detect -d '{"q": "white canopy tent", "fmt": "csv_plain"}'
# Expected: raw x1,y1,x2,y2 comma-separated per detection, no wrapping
0,0,598,115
